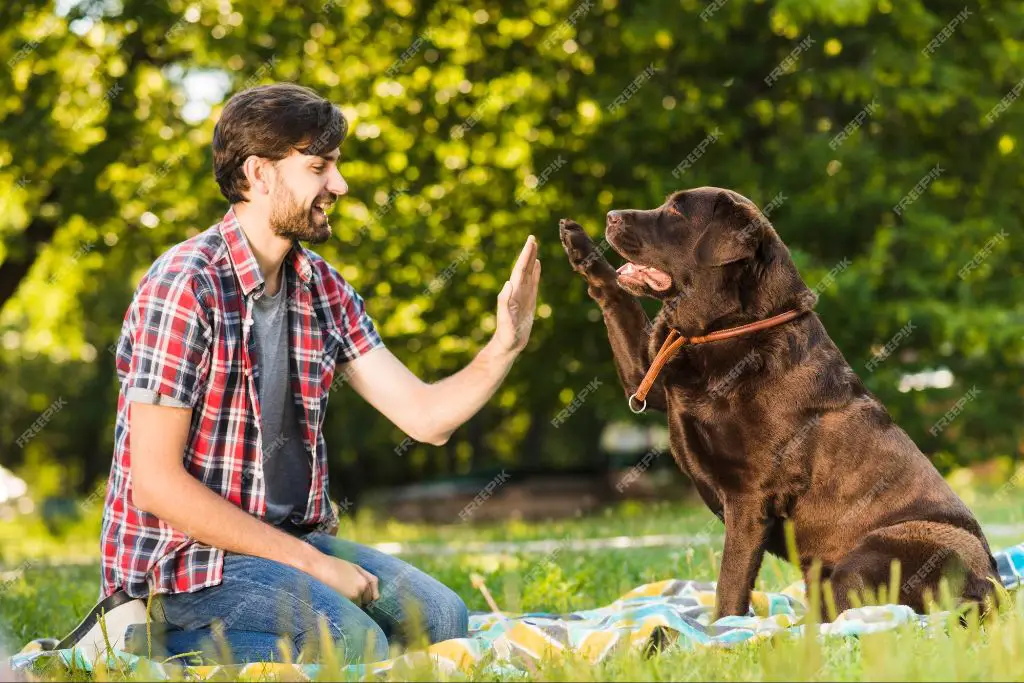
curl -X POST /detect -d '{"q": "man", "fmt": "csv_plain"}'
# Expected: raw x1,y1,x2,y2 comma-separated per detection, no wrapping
99,82,541,663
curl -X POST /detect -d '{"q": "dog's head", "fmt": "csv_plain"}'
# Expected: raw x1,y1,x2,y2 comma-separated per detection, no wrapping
606,186,814,331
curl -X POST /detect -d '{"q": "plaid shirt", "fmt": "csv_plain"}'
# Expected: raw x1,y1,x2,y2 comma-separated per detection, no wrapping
100,207,384,599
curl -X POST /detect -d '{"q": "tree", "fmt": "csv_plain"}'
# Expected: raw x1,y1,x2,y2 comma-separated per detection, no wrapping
1,0,1021,497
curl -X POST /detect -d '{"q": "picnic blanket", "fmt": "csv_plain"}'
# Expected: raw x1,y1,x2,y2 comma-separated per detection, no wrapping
10,540,1024,680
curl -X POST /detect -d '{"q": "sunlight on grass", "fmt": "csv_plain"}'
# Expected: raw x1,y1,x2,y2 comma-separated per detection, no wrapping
22,603,1024,682
5,485,1024,680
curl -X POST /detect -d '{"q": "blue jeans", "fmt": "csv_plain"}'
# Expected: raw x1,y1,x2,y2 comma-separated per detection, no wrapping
141,532,468,664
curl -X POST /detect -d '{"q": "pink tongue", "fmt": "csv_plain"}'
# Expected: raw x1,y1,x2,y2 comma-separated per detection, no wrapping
616,262,672,291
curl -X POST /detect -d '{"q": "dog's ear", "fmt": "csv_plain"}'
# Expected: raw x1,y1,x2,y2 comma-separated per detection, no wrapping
695,192,764,266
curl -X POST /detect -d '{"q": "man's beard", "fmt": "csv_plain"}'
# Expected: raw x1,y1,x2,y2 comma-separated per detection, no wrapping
269,183,334,244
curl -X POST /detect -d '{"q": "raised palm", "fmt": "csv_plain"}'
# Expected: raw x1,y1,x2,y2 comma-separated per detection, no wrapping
495,235,541,354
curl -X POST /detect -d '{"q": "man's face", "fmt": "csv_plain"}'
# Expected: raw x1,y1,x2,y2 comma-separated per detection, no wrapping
265,147,348,244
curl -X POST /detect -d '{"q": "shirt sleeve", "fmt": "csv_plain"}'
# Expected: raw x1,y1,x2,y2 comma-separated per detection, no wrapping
125,387,191,408
335,274,385,363
122,273,212,408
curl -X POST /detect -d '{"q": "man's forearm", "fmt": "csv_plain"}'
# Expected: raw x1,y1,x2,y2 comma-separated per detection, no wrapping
420,336,518,444
134,469,322,575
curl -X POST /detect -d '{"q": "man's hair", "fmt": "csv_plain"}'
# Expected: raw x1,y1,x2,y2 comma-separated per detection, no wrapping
212,83,348,203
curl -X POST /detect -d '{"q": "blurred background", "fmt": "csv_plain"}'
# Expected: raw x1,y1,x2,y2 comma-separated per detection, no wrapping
1,0,1022,531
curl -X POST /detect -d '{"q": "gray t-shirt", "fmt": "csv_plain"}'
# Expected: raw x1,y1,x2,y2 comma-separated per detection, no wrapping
126,272,311,533
249,276,311,529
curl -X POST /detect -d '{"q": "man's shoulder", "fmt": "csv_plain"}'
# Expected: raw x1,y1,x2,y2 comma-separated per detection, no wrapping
137,223,228,300
303,248,359,298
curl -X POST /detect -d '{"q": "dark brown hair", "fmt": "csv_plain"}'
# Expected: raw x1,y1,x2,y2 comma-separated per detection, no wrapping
212,83,348,203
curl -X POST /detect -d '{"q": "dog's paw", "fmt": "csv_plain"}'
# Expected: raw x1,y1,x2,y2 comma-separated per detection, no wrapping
559,218,615,281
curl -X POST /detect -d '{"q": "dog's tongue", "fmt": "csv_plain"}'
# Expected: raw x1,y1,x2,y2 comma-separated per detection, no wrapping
616,262,673,291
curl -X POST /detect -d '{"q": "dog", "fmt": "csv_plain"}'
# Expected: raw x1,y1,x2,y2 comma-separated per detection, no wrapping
559,186,999,620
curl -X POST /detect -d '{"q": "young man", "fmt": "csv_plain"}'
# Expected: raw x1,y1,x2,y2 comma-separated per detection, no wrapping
99,83,541,662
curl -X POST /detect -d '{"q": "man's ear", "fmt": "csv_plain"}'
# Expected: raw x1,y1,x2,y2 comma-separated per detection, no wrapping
242,155,273,196
695,192,764,266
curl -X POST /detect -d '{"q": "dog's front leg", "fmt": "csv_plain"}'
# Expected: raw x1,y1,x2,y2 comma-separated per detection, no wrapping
559,219,667,412
715,502,773,619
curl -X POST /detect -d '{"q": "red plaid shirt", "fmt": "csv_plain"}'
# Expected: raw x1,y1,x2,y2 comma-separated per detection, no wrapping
100,207,384,599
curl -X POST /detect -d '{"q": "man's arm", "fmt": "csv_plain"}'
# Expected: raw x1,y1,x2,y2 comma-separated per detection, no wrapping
343,236,540,446
129,401,320,568
129,401,379,602
342,340,517,446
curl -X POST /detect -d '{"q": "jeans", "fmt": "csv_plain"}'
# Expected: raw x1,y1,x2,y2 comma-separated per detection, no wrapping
139,531,468,664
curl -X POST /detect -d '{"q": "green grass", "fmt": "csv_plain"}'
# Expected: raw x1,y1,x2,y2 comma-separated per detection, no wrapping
5,482,1024,681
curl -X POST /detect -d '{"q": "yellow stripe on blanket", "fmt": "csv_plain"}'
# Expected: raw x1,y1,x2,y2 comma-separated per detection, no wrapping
577,630,620,662
783,581,807,603
619,580,676,599
424,638,478,672
627,614,672,648
500,622,566,659
695,591,716,607
750,591,771,615
236,662,308,680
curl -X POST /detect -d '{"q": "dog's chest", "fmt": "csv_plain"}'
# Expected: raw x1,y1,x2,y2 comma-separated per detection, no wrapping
663,401,741,509
665,392,808,510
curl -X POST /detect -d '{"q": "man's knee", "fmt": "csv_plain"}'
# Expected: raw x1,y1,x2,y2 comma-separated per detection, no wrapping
297,591,390,663
422,586,469,643
297,617,388,663
342,618,389,663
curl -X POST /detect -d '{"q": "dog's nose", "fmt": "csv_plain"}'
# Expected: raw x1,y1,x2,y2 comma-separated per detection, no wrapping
606,211,623,228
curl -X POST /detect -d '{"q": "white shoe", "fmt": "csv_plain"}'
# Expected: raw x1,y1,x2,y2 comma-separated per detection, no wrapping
56,590,149,661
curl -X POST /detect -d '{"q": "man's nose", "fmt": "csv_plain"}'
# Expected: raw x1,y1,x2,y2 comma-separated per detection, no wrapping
606,211,623,229
327,166,348,196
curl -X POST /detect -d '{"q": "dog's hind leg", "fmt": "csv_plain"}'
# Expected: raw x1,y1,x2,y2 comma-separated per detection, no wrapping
559,219,667,411
825,522,998,621
821,548,891,619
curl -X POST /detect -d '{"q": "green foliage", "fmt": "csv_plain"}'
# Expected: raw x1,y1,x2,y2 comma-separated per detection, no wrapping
1,0,1021,493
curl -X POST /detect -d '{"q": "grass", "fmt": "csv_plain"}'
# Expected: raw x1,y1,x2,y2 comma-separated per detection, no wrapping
4,479,1024,681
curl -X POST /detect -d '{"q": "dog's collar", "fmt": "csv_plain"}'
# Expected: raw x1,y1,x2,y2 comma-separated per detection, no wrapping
628,308,811,414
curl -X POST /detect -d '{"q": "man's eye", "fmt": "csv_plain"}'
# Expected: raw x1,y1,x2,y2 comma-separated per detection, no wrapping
313,165,326,173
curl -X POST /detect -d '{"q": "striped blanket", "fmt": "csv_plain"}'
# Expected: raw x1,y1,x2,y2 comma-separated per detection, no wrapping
11,541,1024,680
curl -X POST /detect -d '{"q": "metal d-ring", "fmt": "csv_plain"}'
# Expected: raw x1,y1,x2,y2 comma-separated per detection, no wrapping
628,393,647,414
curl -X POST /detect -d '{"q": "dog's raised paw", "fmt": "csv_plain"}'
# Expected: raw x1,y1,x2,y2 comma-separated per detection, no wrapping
558,218,587,247
559,218,595,262
559,218,614,280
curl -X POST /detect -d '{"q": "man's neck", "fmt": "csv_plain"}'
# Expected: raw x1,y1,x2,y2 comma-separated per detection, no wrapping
233,202,293,296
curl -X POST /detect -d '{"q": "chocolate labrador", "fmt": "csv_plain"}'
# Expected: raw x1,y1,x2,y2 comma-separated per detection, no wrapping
559,186,998,620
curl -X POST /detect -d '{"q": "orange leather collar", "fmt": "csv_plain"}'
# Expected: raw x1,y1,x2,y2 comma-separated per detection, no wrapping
628,308,810,413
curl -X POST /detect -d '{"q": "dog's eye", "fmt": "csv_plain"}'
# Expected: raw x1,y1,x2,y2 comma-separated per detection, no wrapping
666,205,683,217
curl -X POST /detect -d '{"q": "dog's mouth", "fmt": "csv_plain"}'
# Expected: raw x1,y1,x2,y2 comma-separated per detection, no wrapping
615,261,673,291
606,217,674,292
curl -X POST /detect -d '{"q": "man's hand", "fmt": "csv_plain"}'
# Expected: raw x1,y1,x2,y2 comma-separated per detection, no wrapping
306,552,380,604
341,234,541,446
494,235,541,355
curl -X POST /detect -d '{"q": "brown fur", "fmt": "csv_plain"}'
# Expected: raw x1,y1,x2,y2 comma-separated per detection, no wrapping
559,186,999,620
